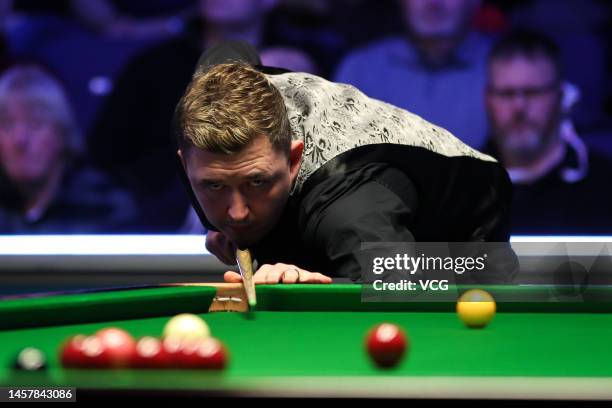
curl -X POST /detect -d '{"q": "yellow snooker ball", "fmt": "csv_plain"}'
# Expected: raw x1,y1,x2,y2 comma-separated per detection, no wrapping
456,289,496,328
163,313,210,341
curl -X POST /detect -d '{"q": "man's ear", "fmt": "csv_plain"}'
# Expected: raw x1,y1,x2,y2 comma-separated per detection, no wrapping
177,149,186,171
289,140,304,180
560,81,579,114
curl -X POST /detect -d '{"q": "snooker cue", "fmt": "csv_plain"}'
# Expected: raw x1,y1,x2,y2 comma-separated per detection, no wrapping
235,248,257,308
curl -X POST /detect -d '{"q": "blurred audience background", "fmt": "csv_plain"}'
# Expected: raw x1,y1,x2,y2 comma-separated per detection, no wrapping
0,0,610,235
335,0,491,149
0,64,139,233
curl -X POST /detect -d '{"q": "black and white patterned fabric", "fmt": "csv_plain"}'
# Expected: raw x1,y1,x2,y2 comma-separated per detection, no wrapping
266,72,496,194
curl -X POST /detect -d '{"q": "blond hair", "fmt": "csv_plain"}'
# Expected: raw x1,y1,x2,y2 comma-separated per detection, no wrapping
175,63,291,155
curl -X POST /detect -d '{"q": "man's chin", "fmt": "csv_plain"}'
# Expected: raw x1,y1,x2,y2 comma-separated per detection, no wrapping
412,21,461,39
502,130,542,153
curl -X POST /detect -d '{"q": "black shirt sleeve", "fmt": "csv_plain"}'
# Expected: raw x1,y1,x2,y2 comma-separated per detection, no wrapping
299,165,418,281
295,162,518,284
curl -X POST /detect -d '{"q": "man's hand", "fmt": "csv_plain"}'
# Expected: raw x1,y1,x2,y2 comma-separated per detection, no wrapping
224,263,333,284
205,231,236,265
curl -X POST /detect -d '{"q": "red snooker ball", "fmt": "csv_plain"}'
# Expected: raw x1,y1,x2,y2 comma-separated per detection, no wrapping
177,337,228,370
131,337,174,369
80,335,112,368
366,323,408,368
60,335,87,368
61,335,112,368
95,327,137,368
161,336,185,367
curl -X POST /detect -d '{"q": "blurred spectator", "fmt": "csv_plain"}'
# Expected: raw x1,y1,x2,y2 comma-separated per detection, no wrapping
263,0,350,77
335,0,492,148
260,46,317,73
0,64,139,233
5,0,196,40
484,31,612,234
2,1,189,137
510,0,610,130
71,0,196,40
471,2,508,33
88,0,317,232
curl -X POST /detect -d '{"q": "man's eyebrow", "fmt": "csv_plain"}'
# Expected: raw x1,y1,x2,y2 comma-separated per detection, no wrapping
246,171,267,178
198,176,222,184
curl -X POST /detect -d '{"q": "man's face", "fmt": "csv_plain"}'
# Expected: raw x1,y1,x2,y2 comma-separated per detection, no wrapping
0,97,64,185
200,0,272,26
486,55,562,160
402,0,478,39
181,135,302,248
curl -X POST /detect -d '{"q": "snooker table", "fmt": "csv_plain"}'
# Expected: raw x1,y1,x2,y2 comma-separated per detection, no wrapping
1,283,612,402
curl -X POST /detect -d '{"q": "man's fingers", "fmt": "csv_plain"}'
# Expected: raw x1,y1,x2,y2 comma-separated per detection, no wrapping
226,264,333,285
206,231,237,265
300,272,333,284
265,268,286,284
279,267,330,284
223,271,243,283
314,273,333,283
253,264,272,284
281,268,300,283
253,264,293,284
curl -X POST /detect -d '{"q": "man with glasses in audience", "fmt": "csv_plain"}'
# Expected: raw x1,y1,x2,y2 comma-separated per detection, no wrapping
485,31,612,234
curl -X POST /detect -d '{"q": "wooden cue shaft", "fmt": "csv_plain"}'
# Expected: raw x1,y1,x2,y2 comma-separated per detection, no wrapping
235,248,257,307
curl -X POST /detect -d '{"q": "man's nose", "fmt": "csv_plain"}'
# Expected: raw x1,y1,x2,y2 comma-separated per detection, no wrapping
509,92,528,111
227,191,249,222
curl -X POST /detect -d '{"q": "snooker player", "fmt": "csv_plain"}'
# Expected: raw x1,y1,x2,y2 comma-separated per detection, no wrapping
174,41,514,284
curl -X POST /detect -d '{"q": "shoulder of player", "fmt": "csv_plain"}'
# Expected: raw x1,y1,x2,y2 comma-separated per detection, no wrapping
340,36,412,62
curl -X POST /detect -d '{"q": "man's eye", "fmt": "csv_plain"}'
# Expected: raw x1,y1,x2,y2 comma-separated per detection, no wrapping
494,89,515,98
250,179,266,187
206,183,223,191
